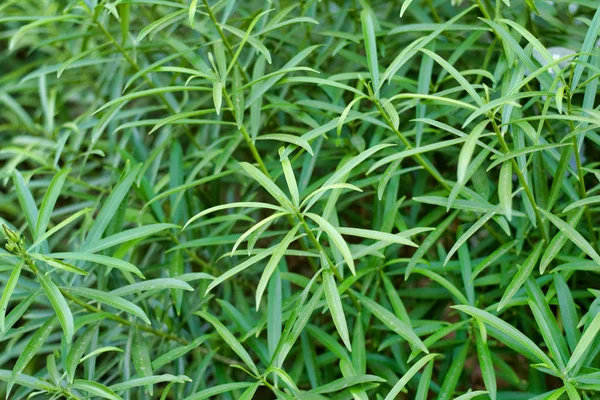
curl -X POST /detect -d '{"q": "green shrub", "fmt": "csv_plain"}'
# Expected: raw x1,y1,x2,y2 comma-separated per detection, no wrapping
1,0,600,399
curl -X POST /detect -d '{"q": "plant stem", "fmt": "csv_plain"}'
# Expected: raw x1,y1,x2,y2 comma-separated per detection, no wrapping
489,118,548,242
374,99,451,191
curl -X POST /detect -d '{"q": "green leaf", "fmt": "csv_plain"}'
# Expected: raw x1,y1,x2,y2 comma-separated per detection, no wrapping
35,168,70,240
406,210,459,278
65,287,151,324
224,9,273,76
184,201,287,230
323,269,352,352
49,252,144,279
554,273,581,352
498,162,513,221
188,0,198,27
195,311,258,375
400,0,414,17
309,143,395,209
257,134,314,156
84,164,141,246
37,272,73,343
566,310,600,374
540,208,600,265
497,242,543,311
94,86,211,114
351,290,428,353
540,208,585,274
420,48,483,107
136,9,187,43
240,162,294,210
454,391,490,400
571,7,600,91
132,330,154,395
360,10,379,97
438,342,470,400
309,375,386,394
336,227,418,247
444,209,497,266
563,196,600,213
29,207,91,250
487,144,570,171
452,305,555,367
7,317,56,397
183,382,255,400
255,225,300,310
457,121,487,186
280,150,300,207
305,213,355,275
475,328,496,400
31,254,88,275
384,353,438,400
110,374,190,392
80,346,124,363
70,379,123,400
0,261,22,332
66,324,97,383
82,224,177,254
12,170,39,236
206,247,276,294
110,278,193,297
212,81,223,115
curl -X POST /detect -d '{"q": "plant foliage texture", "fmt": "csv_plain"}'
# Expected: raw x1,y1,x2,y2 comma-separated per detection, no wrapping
1,0,600,399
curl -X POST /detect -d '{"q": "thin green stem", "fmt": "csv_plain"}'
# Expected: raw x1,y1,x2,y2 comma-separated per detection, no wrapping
202,0,250,82
489,118,548,242
374,99,451,191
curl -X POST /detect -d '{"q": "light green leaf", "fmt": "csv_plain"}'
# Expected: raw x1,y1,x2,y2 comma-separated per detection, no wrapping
84,164,141,246
110,374,190,392
0,261,22,332
31,254,88,276
540,208,600,265
184,202,287,230
136,9,187,43
361,10,379,96
255,225,300,310
498,161,513,221
452,305,555,367
82,224,177,254
351,290,428,353
240,162,294,210
38,272,73,343
195,311,258,375
257,134,314,156
309,375,386,394
66,324,97,383
49,252,144,279
323,269,352,352
110,278,194,297
336,227,417,247
566,311,600,374
206,247,276,294
305,213,355,275
457,121,487,185
132,330,154,395
70,379,122,400
385,353,438,400
35,168,70,240
65,287,151,324
183,382,255,400
497,242,543,311
7,317,56,397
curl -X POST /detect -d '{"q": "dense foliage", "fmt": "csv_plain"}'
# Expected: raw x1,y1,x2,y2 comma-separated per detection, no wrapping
1,0,600,399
